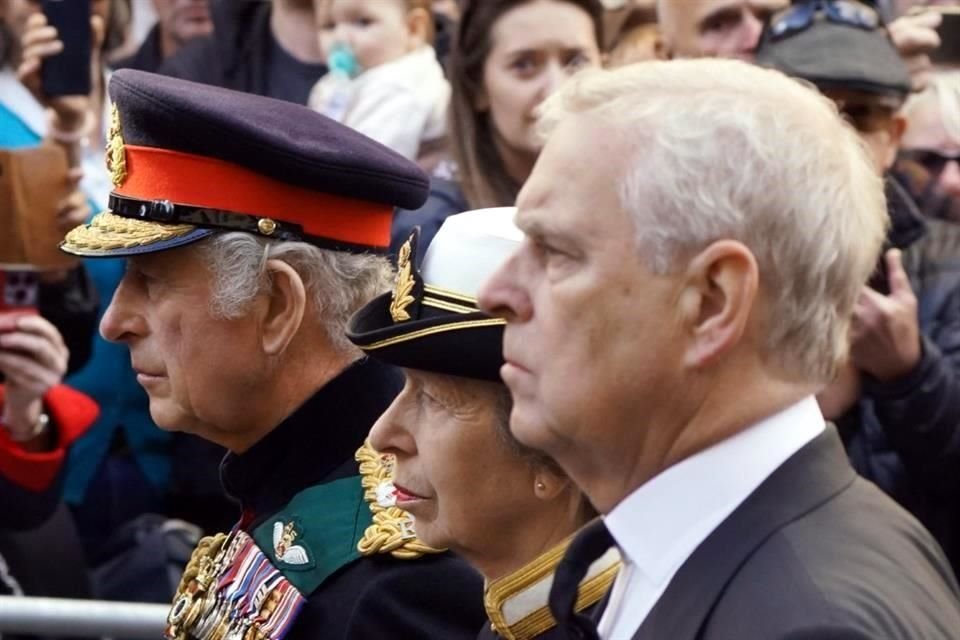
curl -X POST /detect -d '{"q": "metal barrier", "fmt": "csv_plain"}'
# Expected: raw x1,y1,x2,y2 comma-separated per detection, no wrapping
0,596,168,639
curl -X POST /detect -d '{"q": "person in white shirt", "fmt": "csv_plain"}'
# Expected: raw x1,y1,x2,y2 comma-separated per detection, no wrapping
478,58,960,639
308,0,449,164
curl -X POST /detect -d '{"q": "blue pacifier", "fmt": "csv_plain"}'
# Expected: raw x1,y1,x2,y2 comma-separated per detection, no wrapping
328,42,361,79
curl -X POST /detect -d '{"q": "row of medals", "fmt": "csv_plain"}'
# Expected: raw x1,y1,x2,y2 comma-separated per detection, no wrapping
167,530,289,640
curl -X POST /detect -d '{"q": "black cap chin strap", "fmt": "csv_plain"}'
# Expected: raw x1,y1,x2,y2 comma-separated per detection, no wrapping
108,194,388,254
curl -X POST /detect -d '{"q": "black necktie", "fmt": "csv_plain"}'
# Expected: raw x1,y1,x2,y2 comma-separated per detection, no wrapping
549,518,616,640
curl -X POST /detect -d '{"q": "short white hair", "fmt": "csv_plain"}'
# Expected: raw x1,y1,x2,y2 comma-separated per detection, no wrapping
198,233,393,355
903,70,960,143
538,59,889,384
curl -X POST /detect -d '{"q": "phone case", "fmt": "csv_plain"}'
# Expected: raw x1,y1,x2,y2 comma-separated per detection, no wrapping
41,0,92,97
0,271,40,314
0,145,78,270
932,11,960,65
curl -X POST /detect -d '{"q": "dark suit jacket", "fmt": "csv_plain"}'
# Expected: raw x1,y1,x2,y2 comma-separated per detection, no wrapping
625,427,960,639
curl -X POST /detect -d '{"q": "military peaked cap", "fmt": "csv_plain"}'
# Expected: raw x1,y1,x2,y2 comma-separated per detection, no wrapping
61,69,429,257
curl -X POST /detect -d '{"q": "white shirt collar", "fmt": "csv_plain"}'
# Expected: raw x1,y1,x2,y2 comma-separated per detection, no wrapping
603,396,825,586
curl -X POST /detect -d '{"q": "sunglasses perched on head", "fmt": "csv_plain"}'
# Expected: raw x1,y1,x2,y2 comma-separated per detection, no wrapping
899,149,960,177
768,0,880,41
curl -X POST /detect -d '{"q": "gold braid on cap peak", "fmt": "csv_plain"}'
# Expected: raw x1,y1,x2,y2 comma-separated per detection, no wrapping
355,441,444,560
63,211,196,251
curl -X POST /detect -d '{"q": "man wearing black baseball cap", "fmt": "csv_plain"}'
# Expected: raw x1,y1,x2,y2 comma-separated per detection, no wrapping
61,68,485,640
758,0,960,574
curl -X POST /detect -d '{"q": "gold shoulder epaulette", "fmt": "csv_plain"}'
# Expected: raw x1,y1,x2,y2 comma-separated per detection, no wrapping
484,536,620,640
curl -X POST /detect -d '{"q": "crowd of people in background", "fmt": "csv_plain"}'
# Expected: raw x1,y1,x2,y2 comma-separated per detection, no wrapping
1,0,960,637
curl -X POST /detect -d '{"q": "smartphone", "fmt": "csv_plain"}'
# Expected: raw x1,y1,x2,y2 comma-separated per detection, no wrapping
40,0,92,97
0,270,40,320
0,271,38,385
931,7,960,65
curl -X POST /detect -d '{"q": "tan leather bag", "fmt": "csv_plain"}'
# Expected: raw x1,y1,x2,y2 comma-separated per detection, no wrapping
0,144,78,270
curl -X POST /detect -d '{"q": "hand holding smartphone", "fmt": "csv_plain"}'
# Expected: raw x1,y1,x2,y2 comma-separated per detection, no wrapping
930,6,960,66
40,0,93,98
0,271,39,384
0,271,40,322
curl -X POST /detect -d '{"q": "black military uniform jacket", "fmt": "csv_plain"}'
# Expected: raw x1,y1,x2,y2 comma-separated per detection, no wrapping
476,537,619,640
166,358,485,640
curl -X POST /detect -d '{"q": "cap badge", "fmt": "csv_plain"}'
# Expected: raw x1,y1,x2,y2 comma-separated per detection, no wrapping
105,103,128,188
258,218,278,236
389,236,416,322
272,521,310,566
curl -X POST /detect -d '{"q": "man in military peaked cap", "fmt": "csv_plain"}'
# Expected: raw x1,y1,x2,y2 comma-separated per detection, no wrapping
61,69,485,640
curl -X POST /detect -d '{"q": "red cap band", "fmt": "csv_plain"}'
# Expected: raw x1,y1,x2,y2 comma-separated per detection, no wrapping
116,146,395,249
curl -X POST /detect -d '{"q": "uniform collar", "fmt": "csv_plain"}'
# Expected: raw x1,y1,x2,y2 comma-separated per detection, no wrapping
221,357,403,526
483,533,620,640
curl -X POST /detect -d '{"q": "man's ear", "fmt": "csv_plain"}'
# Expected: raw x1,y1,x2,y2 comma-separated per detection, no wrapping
261,259,307,356
883,113,908,171
406,7,431,49
677,240,758,369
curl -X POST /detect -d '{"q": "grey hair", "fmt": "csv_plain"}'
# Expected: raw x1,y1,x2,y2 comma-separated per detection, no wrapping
903,71,960,143
198,232,394,354
537,59,889,384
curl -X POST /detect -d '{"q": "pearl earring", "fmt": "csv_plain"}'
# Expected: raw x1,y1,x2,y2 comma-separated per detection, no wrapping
536,481,546,491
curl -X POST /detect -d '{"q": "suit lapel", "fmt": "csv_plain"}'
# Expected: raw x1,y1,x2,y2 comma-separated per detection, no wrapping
632,426,855,640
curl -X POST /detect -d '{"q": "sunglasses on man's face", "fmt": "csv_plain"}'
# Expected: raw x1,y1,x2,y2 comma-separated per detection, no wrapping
768,0,880,41
899,149,960,178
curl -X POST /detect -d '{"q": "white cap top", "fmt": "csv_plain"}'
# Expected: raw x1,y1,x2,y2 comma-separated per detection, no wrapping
420,207,522,301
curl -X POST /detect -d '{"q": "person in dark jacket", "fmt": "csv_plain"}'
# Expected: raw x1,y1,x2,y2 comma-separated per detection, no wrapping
757,0,960,574
0,310,99,612
113,0,213,73
348,210,619,640
1,312,99,527
390,0,604,257
477,56,960,640
61,69,486,640
38,268,98,376
158,0,325,105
